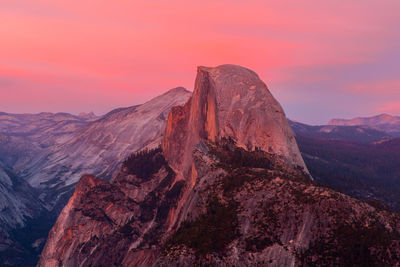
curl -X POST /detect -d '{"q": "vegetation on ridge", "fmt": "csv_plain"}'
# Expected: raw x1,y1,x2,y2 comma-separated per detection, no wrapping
165,196,239,256
123,147,167,180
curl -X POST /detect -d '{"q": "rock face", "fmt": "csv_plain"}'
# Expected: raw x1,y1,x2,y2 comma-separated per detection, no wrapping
0,160,46,266
0,162,41,229
0,112,94,267
0,87,191,211
39,150,179,267
163,65,307,177
38,174,138,267
29,87,191,207
0,87,191,266
39,65,400,267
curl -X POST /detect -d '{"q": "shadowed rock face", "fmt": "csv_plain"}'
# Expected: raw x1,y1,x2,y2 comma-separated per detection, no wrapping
0,162,45,266
163,65,307,178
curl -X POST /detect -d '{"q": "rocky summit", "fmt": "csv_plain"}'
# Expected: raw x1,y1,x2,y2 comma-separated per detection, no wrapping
39,65,400,267
163,65,307,178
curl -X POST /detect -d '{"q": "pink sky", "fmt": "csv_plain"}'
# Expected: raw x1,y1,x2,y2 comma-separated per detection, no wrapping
1,0,400,124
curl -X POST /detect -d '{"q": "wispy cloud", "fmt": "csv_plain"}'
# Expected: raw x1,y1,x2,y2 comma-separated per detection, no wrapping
378,102,400,114
1,0,399,123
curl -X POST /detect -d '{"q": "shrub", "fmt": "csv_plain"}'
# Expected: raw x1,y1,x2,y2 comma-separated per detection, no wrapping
165,196,239,256
210,138,272,170
300,220,397,266
123,147,166,180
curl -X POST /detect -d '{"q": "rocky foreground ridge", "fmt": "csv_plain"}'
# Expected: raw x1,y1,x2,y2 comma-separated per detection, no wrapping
39,65,400,267
0,87,191,266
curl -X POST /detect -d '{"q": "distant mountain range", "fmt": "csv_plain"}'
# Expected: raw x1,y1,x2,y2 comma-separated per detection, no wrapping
328,113,400,136
288,120,392,143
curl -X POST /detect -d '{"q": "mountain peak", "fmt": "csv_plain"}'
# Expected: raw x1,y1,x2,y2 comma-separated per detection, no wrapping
77,112,97,120
139,87,191,110
197,64,260,80
164,86,190,94
163,64,307,177
377,113,392,117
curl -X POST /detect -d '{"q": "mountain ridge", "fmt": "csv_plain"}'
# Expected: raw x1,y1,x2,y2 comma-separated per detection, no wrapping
328,114,400,136
38,65,400,267
289,120,392,143
329,113,400,125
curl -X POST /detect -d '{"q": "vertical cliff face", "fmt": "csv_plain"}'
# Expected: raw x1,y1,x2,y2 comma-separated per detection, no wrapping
163,65,307,178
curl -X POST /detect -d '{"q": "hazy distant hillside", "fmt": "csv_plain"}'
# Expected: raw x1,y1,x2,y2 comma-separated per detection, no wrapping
289,120,391,142
291,121,400,210
328,114,400,137
0,112,93,146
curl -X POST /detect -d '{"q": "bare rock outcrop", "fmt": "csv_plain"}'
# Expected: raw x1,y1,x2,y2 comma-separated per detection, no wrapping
38,174,138,267
163,65,307,178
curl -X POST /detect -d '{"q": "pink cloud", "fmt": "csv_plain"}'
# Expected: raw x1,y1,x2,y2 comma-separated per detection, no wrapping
378,102,400,114
345,80,400,96
1,0,400,123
